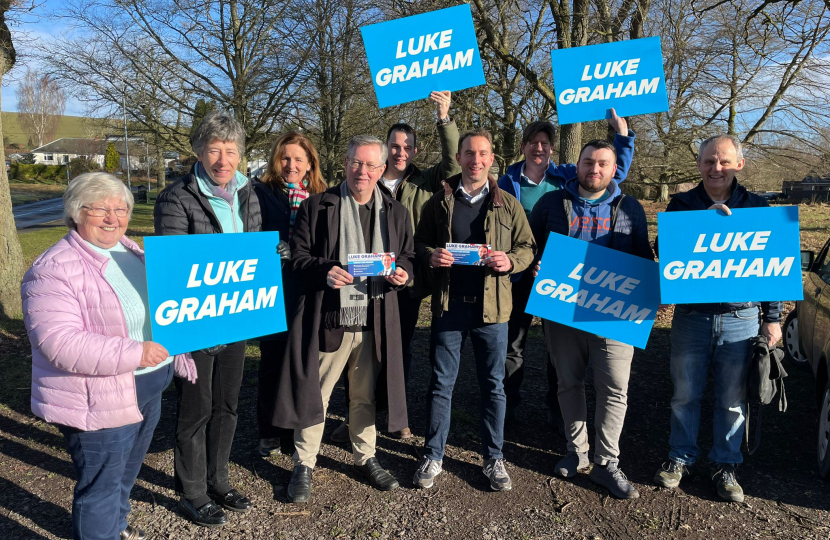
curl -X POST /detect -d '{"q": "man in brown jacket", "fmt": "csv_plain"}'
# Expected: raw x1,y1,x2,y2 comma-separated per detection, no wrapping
413,128,536,492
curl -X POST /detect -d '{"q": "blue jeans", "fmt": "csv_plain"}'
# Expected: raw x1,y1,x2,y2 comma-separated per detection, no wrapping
60,364,173,540
668,307,759,466
424,300,508,462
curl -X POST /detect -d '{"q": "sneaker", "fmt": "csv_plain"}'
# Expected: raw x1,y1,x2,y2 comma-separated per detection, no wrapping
554,451,589,478
258,438,281,457
483,458,512,491
711,463,744,503
654,460,689,489
588,461,640,499
413,457,443,489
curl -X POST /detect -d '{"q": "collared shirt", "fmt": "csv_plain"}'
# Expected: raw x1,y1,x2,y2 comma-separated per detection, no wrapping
456,182,490,204
519,160,560,218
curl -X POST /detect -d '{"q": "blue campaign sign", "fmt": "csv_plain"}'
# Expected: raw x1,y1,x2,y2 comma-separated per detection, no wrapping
658,206,802,305
143,232,287,355
525,233,660,349
360,5,485,108
551,37,669,125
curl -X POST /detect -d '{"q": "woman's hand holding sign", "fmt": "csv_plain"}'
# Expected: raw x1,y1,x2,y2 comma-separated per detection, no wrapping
327,266,354,289
141,341,170,368
385,268,409,286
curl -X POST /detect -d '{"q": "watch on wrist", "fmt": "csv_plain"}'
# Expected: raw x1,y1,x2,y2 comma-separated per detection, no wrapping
437,116,451,126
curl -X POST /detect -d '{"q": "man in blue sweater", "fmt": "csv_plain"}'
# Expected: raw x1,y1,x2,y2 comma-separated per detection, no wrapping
529,139,653,499
497,110,635,425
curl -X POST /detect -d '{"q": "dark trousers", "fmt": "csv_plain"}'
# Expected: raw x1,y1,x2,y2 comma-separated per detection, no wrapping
424,300,508,461
399,291,424,384
504,271,560,415
60,364,173,540
257,338,294,441
174,341,247,508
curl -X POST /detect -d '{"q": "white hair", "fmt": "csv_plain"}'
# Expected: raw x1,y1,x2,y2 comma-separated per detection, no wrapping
698,134,744,162
63,172,134,229
191,110,246,157
347,134,388,164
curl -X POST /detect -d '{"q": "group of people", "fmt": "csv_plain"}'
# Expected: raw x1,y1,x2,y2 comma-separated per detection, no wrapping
21,90,783,539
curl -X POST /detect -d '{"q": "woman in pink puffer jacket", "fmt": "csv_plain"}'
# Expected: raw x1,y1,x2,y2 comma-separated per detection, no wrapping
21,172,196,540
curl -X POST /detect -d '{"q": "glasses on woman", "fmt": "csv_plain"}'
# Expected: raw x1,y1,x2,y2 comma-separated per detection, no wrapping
347,159,384,172
81,205,129,218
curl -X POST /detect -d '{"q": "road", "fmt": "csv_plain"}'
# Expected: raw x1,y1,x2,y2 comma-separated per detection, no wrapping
13,197,65,229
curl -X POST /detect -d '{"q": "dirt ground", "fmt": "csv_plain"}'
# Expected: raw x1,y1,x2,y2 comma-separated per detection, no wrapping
2,303,830,540
2,200,830,540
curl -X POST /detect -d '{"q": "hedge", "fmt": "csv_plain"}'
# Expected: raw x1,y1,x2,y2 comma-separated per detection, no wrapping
11,163,68,182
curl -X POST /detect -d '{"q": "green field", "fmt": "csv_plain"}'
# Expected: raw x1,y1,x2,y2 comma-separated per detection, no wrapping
2,112,115,148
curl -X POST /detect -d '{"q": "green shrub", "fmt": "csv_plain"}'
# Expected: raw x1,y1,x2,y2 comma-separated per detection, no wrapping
68,156,100,178
12,163,67,182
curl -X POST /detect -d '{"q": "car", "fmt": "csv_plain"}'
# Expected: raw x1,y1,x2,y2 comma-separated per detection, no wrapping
795,237,830,479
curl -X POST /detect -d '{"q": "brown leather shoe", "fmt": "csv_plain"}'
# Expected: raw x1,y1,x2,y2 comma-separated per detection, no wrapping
391,427,412,439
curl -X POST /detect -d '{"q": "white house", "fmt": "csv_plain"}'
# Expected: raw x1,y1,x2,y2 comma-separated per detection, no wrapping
30,138,169,170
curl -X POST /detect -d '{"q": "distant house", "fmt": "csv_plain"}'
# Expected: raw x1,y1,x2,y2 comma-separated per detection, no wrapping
30,137,171,171
782,175,830,200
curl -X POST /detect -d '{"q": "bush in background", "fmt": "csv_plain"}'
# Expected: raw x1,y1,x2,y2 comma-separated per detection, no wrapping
11,163,67,182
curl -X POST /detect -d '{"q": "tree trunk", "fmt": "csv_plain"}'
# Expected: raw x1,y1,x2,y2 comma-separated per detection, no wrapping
0,57,27,319
155,145,166,191
658,183,669,202
559,123,582,165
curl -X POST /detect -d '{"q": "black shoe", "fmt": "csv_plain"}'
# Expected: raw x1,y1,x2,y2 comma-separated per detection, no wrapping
354,457,400,491
287,465,313,503
177,498,228,528
120,525,146,540
208,488,252,512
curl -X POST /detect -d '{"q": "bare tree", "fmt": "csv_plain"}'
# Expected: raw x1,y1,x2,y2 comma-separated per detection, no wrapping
17,67,66,148
44,0,312,170
0,0,26,319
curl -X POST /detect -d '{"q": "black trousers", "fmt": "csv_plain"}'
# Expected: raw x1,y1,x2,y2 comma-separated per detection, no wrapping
399,291,424,384
504,271,560,414
174,340,247,507
257,338,294,441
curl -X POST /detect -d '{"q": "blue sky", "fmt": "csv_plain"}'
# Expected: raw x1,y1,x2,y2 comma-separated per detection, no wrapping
2,0,86,116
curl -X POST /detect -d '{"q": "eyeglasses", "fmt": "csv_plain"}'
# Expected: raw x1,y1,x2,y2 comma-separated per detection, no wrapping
81,205,129,218
347,159,384,172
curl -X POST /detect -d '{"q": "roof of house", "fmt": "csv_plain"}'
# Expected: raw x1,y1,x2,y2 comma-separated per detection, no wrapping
31,137,160,156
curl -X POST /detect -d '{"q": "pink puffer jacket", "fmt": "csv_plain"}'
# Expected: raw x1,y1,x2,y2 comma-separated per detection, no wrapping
22,230,197,431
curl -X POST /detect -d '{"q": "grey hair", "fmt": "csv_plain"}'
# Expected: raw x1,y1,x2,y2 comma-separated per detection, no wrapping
346,135,388,165
698,134,743,162
191,110,246,157
63,172,134,229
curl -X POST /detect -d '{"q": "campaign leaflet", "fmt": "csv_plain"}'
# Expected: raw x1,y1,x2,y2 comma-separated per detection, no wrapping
447,243,491,266
348,252,396,277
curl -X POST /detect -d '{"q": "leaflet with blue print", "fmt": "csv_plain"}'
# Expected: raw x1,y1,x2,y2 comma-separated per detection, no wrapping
348,252,396,277
144,231,287,355
657,206,802,305
447,243,491,266
526,233,660,349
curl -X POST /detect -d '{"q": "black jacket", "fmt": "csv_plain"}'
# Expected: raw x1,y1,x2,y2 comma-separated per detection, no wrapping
252,180,290,240
529,186,654,261
154,170,262,235
273,186,415,431
656,179,782,322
